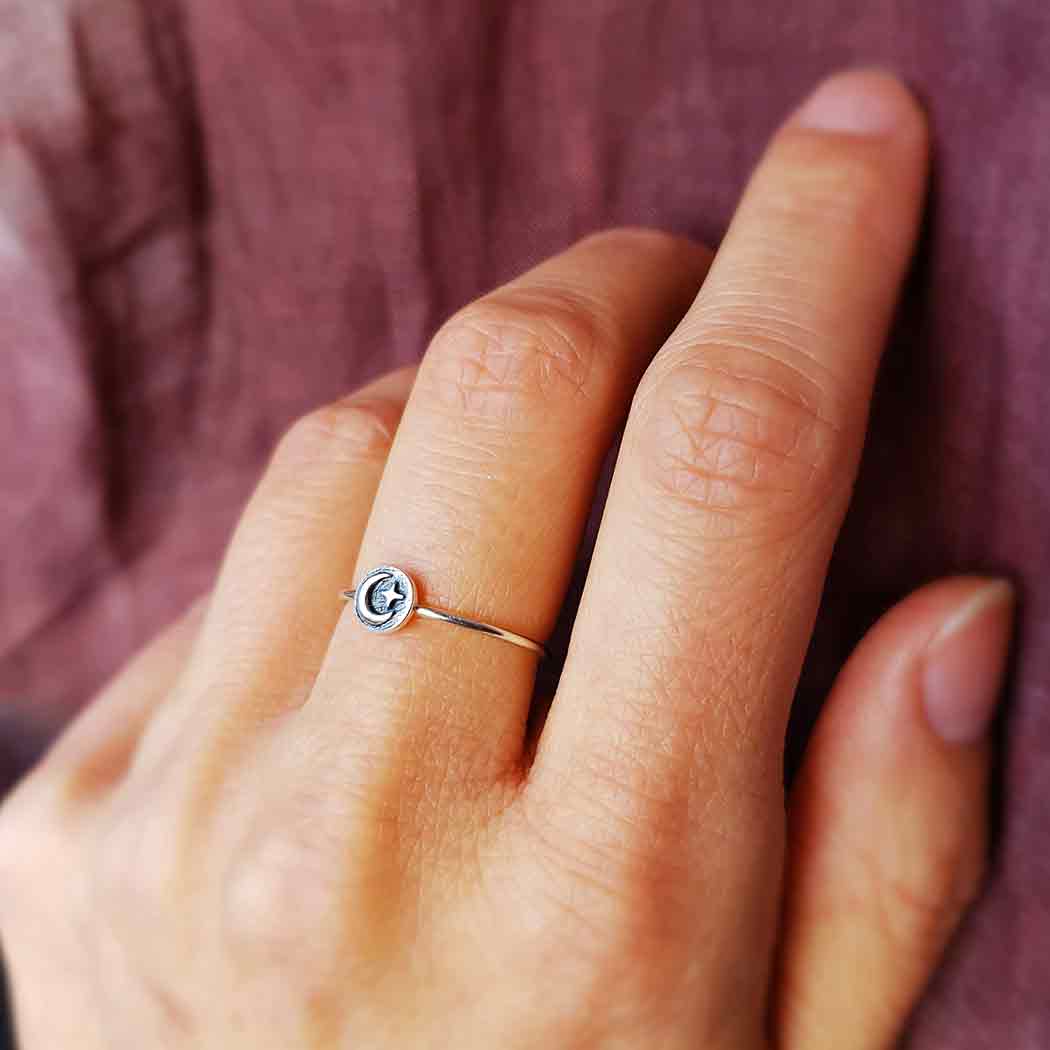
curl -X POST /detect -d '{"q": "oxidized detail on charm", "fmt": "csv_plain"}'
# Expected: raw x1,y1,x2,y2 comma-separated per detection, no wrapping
342,565,547,657
353,565,416,633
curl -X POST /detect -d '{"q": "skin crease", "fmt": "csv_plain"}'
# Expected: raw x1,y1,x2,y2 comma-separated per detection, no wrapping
0,71,1016,1050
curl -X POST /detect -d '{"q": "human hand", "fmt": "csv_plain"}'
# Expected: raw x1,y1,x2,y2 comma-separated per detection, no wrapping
0,71,1014,1049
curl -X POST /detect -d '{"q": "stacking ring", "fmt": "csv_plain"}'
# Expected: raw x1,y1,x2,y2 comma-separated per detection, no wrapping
341,565,547,658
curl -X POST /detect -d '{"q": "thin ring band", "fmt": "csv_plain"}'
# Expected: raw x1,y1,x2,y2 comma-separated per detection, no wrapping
341,565,548,658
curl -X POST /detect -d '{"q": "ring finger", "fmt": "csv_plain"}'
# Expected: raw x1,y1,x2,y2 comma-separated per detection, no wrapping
305,231,712,785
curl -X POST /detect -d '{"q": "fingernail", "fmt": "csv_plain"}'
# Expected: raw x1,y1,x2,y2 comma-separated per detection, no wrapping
794,70,912,135
922,580,1015,744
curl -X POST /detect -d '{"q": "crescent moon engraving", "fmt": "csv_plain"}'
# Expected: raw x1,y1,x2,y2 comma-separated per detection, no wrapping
357,571,395,627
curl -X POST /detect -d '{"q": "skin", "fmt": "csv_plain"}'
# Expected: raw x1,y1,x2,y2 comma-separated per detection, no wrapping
0,71,1015,1049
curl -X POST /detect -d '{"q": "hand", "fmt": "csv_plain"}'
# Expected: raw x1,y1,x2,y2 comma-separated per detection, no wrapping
0,71,1014,1049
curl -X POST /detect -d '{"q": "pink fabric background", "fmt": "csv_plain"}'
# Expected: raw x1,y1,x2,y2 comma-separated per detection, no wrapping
1,2,1048,1045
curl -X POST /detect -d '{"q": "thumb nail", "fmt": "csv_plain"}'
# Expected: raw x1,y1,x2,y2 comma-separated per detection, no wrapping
922,579,1015,744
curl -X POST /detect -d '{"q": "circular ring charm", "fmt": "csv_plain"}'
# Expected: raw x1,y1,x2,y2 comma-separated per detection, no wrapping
342,565,547,657
353,565,417,634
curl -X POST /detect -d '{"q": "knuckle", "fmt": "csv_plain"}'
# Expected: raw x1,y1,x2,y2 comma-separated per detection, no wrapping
276,395,402,468
425,288,609,427
510,795,712,1044
92,805,179,934
519,780,684,957
632,347,849,533
222,821,343,974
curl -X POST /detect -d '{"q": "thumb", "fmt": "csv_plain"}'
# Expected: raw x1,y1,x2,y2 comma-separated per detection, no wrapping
775,576,1014,1050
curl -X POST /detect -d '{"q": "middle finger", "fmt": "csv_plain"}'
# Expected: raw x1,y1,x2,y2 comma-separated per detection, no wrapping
528,75,929,1034
541,74,929,804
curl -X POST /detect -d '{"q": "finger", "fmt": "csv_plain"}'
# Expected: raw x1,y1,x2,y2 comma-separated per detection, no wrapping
529,71,930,1035
539,69,928,801
130,367,417,776
776,577,1014,1050
7,596,206,814
306,230,712,783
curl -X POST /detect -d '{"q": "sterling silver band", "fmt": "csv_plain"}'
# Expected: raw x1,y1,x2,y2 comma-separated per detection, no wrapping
341,565,547,658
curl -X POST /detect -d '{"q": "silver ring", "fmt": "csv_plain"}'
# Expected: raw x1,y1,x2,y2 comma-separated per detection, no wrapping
341,565,548,658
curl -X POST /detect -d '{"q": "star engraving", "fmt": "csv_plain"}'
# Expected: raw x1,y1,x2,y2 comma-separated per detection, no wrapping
375,578,405,612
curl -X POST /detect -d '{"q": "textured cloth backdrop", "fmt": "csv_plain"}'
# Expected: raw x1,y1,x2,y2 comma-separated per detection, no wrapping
1,2,1048,1046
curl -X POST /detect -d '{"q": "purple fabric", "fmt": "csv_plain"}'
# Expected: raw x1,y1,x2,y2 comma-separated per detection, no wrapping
1,1,1048,1044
